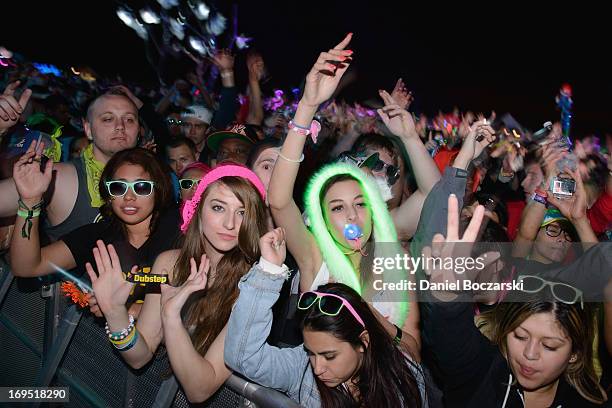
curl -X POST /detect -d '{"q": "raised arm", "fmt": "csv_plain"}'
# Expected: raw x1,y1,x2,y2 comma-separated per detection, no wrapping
9,141,76,277
377,89,441,239
0,81,32,218
547,167,598,249
513,144,566,257
268,34,353,289
86,242,169,369
225,229,310,397
245,52,265,126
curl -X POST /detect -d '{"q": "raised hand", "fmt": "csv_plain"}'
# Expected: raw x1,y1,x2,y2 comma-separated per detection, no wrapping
247,52,265,82
0,81,32,133
547,167,588,222
377,89,418,140
85,241,137,318
160,254,209,319
421,194,495,289
461,119,496,161
389,78,414,110
301,33,353,108
259,228,286,267
540,143,567,184
211,49,235,72
13,140,53,204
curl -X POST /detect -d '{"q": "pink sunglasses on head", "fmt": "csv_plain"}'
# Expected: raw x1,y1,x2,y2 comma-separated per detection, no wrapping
298,291,366,328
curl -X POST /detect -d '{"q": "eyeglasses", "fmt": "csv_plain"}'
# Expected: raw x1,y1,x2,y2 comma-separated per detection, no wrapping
542,224,573,241
370,159,400,186
179,178,199,190
517,275,583,309
105,180,155,197
166,118,183,126
297,291,365,327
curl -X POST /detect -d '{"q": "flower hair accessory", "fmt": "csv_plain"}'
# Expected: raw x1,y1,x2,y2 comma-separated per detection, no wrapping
180,164,266,233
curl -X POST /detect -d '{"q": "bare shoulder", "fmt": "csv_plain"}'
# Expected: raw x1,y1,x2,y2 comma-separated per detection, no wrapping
152,249,181,279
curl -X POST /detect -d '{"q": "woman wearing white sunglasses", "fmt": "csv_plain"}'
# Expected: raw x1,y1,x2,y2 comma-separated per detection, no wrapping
10,147,180,315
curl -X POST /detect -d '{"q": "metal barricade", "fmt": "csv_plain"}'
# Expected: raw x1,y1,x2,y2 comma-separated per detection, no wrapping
0,256,300,408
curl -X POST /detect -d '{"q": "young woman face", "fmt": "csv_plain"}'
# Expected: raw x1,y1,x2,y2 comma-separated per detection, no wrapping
303,329,365,388
109,163,155,227
180,167,207,203
323,180,372,251
201,182,244,254
251,147,278,192
506,312,573,392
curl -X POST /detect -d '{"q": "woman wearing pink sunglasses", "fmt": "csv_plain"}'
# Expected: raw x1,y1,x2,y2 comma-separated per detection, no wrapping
224,227,427,407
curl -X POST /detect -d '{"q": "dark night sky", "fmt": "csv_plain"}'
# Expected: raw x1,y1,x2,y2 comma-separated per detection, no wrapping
2,1,610,135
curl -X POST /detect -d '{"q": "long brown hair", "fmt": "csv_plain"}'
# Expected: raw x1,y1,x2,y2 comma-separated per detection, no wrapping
300,283,423,407
173,176,267,355
486,297,607,404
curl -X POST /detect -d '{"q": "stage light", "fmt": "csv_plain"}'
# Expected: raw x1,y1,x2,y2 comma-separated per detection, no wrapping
194,2,210,20
156,0,179,10
170,17,185,40
140,8,160,24
189,36,208,55
116,8,135,27
206,13,226,35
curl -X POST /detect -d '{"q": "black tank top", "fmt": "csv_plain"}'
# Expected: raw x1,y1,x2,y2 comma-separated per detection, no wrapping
43,156,101,242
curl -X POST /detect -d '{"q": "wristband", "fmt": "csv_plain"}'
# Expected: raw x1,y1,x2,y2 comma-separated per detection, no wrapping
288,120,321,144
531,192,547,206
17,198,44,239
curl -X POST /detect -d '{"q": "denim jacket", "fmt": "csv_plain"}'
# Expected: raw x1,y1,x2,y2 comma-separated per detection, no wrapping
224,260,321,407
225,260,430,407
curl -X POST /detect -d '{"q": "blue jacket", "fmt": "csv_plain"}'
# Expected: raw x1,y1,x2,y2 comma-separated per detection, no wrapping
225,260,429,407
224,261,321,407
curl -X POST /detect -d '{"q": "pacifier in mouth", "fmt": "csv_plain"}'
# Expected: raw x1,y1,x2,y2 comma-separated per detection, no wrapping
343,223,367,256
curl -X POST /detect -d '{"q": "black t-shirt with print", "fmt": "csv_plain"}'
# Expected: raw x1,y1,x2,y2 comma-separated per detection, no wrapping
61,207,182,303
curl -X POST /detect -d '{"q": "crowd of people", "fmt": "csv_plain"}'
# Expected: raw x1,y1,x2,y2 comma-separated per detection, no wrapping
0,32,611,408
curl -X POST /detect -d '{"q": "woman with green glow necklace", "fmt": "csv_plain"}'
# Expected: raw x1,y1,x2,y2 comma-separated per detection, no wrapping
268,34,420,358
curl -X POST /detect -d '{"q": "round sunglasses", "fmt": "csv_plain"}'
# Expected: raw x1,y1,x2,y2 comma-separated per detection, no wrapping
105,180,155,197
542,224,573,242
297,291,365,327
179,178,200,190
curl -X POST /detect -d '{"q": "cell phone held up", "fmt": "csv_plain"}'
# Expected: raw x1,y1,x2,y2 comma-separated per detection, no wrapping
550,177,576,199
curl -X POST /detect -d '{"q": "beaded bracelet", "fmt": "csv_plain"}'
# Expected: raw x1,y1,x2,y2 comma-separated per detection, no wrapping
105,314,135,341
113,329,139,351
116,330,139,352
111,327,136,346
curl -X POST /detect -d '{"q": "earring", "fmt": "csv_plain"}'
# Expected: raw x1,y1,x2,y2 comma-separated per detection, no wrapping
569,355,577,363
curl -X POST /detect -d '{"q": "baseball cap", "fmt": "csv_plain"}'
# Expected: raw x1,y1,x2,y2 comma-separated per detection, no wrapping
181,105,213,125
541,208,571,228
206,123,258,152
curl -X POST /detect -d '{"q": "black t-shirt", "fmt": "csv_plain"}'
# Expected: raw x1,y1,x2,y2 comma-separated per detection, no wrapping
61,207,182,303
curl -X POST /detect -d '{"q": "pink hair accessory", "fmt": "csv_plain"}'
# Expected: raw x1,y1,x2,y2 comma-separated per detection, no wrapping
288,120,322,144
180,164,266,233
179,162,211,178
